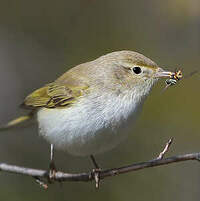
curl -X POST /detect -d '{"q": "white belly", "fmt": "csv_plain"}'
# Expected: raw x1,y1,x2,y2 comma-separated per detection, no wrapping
37,93,143,156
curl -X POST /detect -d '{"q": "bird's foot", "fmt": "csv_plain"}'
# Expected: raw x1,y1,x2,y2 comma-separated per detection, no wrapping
92,168,102,189
48,144,57,182
48,160,57,182
90,155,102,189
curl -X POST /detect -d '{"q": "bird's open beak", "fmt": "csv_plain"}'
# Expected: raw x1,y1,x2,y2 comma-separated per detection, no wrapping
154,68,174,79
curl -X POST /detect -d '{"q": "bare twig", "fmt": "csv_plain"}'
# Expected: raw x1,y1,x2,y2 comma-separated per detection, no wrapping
0,152,200,186
90,155,100,169
33,176,48,189
157,138,173,160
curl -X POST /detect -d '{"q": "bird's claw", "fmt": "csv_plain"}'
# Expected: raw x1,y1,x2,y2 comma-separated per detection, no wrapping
48,161,57,182
92,168,102,189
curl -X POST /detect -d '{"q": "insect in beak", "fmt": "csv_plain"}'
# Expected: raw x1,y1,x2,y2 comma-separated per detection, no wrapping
161,68,198,93
162,69,183,92
172,70,183,80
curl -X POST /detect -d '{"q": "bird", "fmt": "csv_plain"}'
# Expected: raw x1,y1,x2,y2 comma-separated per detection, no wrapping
0,50,174,177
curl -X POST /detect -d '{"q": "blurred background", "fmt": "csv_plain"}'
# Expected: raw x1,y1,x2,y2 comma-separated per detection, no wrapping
0,0,199,200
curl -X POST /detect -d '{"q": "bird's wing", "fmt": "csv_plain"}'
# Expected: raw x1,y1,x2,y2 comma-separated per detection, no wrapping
22,82,88,109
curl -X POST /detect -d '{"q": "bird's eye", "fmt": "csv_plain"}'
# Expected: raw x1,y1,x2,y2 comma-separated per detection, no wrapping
132,67,142,74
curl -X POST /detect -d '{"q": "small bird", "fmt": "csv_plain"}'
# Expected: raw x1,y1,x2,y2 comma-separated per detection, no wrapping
0,50,174,175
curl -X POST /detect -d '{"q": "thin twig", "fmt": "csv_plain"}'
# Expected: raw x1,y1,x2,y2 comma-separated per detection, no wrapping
157,138,173,160
0,152,200,185
90,155,100,169
33,176,48,189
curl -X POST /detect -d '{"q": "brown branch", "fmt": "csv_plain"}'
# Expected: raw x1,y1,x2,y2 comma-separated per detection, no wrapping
0,139,198,189
0,152,200,186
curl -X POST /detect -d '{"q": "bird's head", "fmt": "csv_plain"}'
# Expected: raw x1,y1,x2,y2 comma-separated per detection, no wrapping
92,51,174,96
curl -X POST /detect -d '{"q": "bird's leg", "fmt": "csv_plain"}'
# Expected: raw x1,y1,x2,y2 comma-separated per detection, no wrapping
90,155,101,189
49,144,57,181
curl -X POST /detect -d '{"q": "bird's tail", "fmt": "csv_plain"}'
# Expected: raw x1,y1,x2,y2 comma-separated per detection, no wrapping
0,112,34,131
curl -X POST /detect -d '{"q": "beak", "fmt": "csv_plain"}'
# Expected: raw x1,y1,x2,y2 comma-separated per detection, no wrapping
154,68,174,79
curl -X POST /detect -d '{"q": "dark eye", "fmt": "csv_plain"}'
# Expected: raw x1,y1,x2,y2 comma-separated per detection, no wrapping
132,67,142,74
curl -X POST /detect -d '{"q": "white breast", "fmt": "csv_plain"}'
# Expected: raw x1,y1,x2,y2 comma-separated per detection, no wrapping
37,84,152,156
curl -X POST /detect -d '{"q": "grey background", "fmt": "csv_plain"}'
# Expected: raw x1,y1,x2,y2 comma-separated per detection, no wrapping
0,0,199,200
